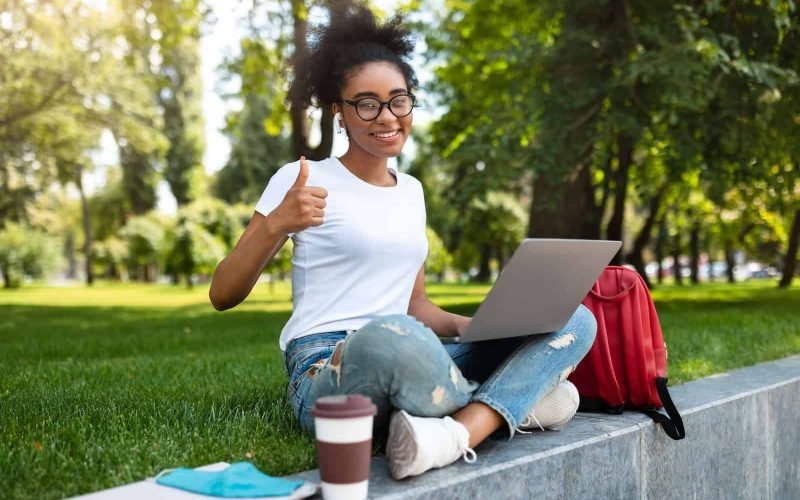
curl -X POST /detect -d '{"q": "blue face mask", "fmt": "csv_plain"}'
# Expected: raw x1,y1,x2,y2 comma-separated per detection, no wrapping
155,462,304,498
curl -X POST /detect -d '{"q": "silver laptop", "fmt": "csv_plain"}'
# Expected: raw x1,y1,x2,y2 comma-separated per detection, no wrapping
445,238,621,343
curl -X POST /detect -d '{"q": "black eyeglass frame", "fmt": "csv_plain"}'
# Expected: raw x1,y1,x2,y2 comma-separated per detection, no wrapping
340,93,418,121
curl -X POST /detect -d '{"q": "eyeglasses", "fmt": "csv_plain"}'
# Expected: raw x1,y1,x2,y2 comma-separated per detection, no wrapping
341,94,417,121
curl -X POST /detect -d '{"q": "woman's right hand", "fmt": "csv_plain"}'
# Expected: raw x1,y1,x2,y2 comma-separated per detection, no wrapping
267,156,328,235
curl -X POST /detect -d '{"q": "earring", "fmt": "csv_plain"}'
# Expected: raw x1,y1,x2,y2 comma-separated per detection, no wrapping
334,112,343,134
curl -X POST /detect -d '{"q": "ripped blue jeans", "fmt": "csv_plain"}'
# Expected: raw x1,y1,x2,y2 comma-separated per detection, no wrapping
284,305,597,438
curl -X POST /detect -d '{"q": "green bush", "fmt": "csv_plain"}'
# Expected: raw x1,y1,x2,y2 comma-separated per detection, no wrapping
0,222,62,288
92,237,129,280
181,198,245,250
119,214,166,282
453,192,527,277
425,226,452,278
163,217,226,287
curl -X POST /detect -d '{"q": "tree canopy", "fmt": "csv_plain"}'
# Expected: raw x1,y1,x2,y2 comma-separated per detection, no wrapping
1,0,798,288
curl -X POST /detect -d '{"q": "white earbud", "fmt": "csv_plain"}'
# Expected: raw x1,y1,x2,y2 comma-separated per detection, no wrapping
334,112,343,134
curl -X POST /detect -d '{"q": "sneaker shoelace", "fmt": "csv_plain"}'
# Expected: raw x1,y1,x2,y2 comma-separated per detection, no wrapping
516,412,545,434
451,419,477,463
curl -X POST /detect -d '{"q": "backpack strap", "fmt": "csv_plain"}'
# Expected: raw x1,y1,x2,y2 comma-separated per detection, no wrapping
577,398,626,415
640,377,686,440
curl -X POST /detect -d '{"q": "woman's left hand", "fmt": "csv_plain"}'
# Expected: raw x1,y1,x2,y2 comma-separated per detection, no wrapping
454,315,472,337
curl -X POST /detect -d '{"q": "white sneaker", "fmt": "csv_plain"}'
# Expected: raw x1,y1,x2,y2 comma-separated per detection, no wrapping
518,381,580,432
386,410,477,480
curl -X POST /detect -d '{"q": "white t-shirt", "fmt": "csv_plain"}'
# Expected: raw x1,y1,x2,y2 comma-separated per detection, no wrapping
255,157,428,351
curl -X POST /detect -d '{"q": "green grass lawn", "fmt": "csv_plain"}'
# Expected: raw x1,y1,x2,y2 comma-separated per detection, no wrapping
1,280,798,499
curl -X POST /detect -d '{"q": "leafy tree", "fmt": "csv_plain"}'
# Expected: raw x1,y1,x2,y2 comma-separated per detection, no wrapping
455,192,527,281
116,0,206,209
1,0,165,284
423,0,798,285
286,0,358,159
156,2,206,206
232,0,378,165
215,94,292,204
88,171,133,244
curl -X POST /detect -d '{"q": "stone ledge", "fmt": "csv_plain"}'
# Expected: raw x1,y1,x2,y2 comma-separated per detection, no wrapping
287,355,800,499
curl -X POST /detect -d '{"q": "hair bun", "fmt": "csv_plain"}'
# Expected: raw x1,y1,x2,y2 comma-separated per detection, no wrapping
320,4,415,59
289,3,418,109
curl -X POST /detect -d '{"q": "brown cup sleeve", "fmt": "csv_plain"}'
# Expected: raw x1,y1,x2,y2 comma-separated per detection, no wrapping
316,439,372,484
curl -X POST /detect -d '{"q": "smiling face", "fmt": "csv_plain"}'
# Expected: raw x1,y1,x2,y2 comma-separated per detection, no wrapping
335,61,413,159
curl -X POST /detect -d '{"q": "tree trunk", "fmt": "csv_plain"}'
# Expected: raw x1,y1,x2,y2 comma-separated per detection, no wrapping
529,169,570,237
443,162,471,253
626,185,667,288
598,147,613,232
672,233,683,285
724,243,736,284
496,245,506,271
529,159,601,239
118,142,157,215
779,207,800,288
707,257,716,282
289,0,337,160
75,166,94,286
65,231,77,280
578,159,603,240
475,244,491,282
655,213,667,285
607,132,634,265
689,222,700,285
290,0,309,159
143,263,154,283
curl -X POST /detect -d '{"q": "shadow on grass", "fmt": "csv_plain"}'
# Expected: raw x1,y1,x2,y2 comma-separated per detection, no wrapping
0,305,290,363
0,300,489,365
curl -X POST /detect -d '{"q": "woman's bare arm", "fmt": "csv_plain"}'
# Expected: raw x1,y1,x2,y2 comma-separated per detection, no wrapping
407,266,471,336
209,212,288,311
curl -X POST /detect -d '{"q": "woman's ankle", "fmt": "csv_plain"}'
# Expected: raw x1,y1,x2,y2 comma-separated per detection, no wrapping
453,402,504,448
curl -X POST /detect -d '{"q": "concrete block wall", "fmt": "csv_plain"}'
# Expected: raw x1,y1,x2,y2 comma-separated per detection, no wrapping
288,356,800,499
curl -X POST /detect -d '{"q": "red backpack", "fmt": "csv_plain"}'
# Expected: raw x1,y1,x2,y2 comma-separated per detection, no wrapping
569,266,686,440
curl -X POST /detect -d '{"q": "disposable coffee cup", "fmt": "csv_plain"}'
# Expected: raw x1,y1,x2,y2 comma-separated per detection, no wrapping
312,394,377,500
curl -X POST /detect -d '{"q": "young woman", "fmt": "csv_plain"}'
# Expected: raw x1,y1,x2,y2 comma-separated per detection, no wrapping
209,6,597,480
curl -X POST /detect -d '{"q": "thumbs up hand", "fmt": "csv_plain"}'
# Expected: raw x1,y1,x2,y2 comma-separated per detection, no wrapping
268,157,328,235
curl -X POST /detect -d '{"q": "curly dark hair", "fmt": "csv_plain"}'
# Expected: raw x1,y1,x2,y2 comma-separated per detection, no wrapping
289,3,418,109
